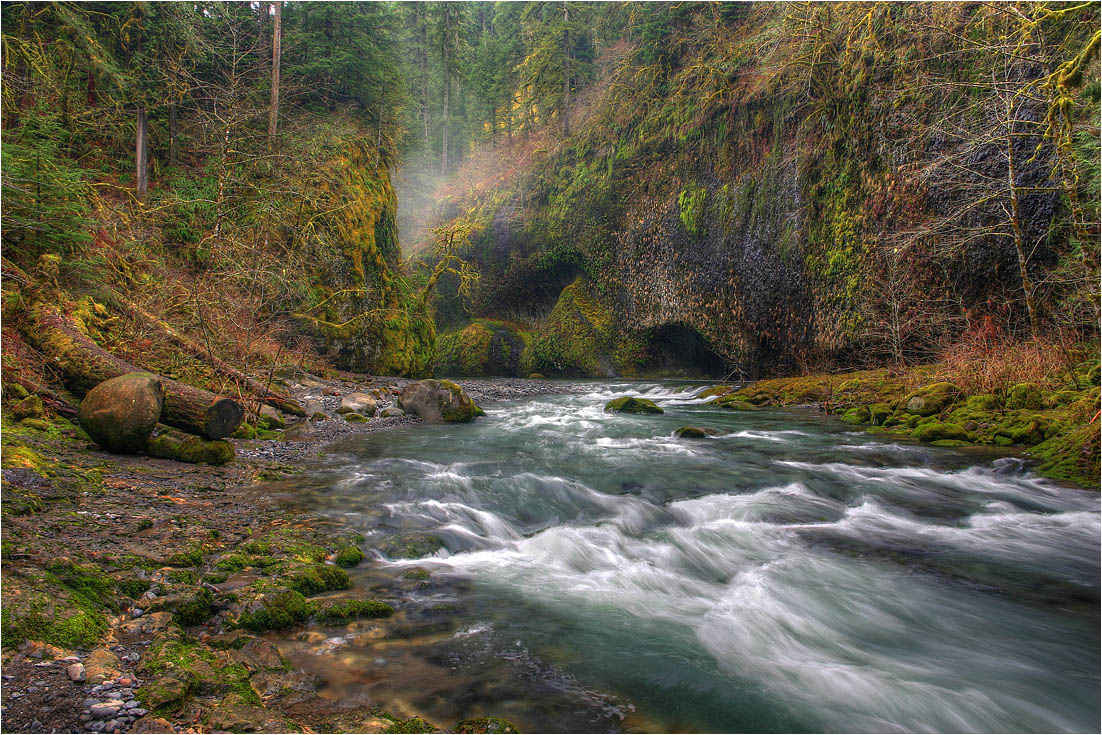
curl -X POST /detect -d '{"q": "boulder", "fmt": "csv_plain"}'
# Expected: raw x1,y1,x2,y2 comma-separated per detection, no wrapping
379,406,405,418
11,394,45,420
84,648,121,685
343,412,369,423
258,404,285,429
868,403,892,425
840,406,870,425
398,380,485,423
78,373,165,453
674,426,719,438
901,382,960,416
337,393,377,416
694,385,732,400
604,396,663,414
709,395,758,411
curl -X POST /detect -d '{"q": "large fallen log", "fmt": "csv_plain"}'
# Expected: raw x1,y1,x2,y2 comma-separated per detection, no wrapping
23,301,243,439
112,294,304,416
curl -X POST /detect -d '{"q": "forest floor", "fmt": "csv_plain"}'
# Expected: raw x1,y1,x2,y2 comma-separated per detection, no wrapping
0,373,570,735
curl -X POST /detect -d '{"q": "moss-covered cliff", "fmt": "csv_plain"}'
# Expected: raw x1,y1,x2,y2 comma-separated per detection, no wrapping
428,2,1100,379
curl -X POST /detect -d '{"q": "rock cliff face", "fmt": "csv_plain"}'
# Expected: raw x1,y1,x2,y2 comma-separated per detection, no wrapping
429,3,1099,378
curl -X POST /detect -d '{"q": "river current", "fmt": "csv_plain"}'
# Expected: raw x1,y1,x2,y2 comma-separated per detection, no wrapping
273,381,1100,733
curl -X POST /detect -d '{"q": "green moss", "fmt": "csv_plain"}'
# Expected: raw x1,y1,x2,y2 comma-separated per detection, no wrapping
240,541,271,555
912,422,969,443
525,278,616,377
678,182,707,234
456,717,520,734
235,589,313,632
118,578,151,599
964,394,1001,410
403,568,431,581
343,413,369,423
1006,383,1043,410
868,403,892,425
288,565,351,596
710,395,759,411
221,662,262,706
1031,423,1101,488
436,380,485,422
384,717,435,734
169,547,204,568
840,406,870,424
694,385,732,399
215,554,249,573
605,396,663,414
333,545,365,568
313,599,394,624
901,382,960,416
174,588,215,627
2,606,107,650
147,433,234,466
378,533,444,560
231,423,258,440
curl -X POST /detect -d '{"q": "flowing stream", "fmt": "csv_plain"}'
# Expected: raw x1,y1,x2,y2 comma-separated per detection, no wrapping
271,381,1100,733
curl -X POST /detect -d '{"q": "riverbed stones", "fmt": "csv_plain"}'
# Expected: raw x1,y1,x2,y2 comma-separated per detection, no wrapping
398,380,485,423
604,396,663,414
78,373,165,453
67,663,86,682
337,393,377,416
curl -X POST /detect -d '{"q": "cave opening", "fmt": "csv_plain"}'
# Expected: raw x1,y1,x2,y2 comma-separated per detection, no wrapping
638,323,727,378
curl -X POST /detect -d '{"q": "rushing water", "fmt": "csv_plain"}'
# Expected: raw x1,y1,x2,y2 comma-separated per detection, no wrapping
274,382,1100,733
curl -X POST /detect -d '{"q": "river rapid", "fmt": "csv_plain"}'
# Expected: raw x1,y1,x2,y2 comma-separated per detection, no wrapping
272,381,1100,733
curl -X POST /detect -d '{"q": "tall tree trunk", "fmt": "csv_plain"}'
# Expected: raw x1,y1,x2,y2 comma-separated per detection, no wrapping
420,6,431,148
562,0,570,138
136,107,148,199
268,1,282,143
441,76,449,175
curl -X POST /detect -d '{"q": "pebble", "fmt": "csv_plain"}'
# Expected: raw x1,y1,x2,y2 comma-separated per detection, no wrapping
85,721,105,732
130,708,148,717
117,677,134,687
131,608,144,618
90,700,123,718
69,663,87,682
105,719,119,731
125,700,140,709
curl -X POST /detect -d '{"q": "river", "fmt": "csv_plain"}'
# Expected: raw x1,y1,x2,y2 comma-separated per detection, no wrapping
270,381,1100,733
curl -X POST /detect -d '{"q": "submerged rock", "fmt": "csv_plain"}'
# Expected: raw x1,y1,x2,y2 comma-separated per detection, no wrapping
674,426,719,438
78,373,164,453
604,396,663,414
398,380,485,423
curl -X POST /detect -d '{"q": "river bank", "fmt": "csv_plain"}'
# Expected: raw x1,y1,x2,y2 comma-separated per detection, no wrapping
1,373,572,734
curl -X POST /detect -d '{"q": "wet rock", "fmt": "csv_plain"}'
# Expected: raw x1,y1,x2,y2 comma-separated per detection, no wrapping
68,663,87,682
337,393,377,416
398,380,485,423
230,639,285,673
604,396,663,414
78,373,165,453
131,716,174,733
85,649,121,685
673,426,719,438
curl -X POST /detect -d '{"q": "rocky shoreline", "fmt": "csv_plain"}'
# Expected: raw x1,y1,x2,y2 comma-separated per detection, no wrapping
1,373,570,734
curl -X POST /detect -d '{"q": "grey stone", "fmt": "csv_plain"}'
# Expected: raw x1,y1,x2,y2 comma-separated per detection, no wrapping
338,393,377,416
68,663,87,682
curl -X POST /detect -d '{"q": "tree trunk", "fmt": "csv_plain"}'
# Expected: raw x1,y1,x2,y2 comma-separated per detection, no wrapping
269,1,281,143
23,301,243,438
113,295,304,415
136,107,148,199
420,7,431,148
441,76,449,175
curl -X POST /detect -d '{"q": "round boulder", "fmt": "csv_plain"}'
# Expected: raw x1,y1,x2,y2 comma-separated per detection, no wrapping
78,373,165,453
337,392,377,416
604,396,663,414
397,380,485,423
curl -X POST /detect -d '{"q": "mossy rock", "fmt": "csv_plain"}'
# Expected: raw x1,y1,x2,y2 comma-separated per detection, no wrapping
527,373,546,379
3,382,30,401
868,403,892,425
288,565,351,596
147,428,234,465
343,412,369,424
710,395,758,411
913,422,969,443
232,423,258,440
384,717,435,734
839,406,869,425
901,382,960,417
930,439,972,447
313,599,393,624
604,396,663,414
11,394,46,421
436,321,531,377
377,533,444,560
1030,423,1101,488
993,414,1049,446
171,588,215,627
1045,390,1080,408
964,394,1000,410
398,380,484,423
258,405,285,429
235,589,313,632
1005,383,1043,411
20,418,52,431
455,717,520,734
333,545,365,568
694,385,732,400
674,426,719,438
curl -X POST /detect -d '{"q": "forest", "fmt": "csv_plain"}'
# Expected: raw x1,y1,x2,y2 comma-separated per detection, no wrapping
1,2,1100,734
